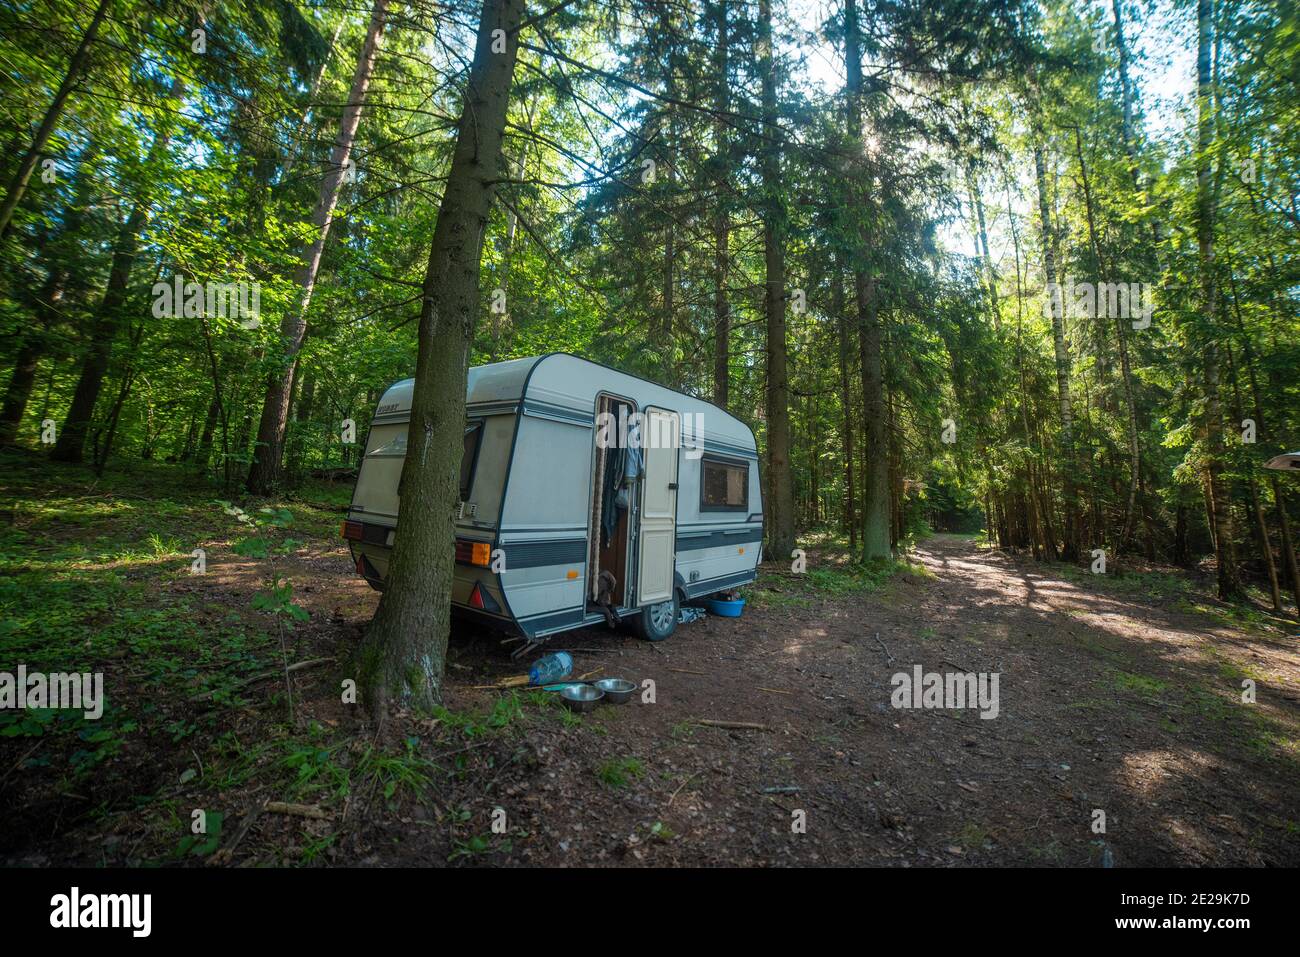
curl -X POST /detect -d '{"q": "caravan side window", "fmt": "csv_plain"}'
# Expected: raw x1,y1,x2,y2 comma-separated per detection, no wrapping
461,421,484,501
700,455,749,512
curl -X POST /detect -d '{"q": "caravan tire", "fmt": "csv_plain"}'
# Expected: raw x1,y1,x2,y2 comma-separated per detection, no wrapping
634,593,679,642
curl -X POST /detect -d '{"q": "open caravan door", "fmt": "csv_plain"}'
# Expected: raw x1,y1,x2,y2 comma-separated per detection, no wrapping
636,407,680,607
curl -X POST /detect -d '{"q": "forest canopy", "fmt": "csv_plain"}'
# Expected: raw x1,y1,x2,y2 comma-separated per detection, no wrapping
1,0,1297,705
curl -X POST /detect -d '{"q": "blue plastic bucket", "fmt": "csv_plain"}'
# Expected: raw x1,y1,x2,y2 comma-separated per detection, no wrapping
703,597,745,617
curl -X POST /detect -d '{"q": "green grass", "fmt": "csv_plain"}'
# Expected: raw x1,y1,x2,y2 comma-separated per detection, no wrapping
1111,669,1167,696
596,756,645,789
749,549,928,610
0,452,435,862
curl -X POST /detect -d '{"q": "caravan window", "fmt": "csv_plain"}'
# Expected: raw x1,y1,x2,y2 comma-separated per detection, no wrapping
700,455,748,512
461,421,484,500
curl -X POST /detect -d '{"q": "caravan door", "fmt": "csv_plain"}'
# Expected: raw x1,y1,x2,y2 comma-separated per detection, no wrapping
636,407,680,606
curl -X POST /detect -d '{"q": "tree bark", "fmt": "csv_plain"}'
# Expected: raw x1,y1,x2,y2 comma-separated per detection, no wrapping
758,0,795,561
1195,0,1242,601
247,0,389,494
52,75,185,463
358,0,523,713
0,0,110,239
711,0,730,409
842,0,891,560
1034,145,1079,560
835,269,856,549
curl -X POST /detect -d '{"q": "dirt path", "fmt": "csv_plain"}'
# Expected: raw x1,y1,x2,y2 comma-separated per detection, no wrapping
426,533,1300,866
6,521,1298,867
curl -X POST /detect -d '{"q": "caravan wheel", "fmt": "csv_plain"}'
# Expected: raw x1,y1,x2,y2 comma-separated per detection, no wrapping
635,593,679,642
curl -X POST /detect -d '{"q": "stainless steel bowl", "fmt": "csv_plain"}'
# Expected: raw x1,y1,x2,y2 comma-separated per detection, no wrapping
560,683,604,712
594,677,636,704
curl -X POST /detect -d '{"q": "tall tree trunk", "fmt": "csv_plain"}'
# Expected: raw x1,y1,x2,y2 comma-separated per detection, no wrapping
0,0,110,239
711,0,730,408
282,19,347,181
52,75,185,463
1195,0,1242,601
758,0,795,561
247,0,389,494
359,0,522,713
0,272,63,445
843,0,891,560
1225,259,1299,615
835,269,856,549
1072,126,1141,552
1225,345,1280,610
1034,145,1079,560
1,148,97,446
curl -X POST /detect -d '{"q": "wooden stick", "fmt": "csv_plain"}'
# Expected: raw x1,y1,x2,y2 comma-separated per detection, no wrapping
757,687,792,696
669,667,708,676
265,801,331,820
667,772,699,807
694,719,771,731
188,658,334,703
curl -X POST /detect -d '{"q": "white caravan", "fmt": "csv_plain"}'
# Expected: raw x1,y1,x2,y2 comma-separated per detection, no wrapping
344,353,763,643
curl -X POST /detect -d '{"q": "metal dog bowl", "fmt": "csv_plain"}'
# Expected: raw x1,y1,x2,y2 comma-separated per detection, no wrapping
594,677,636,704
560,683,604,712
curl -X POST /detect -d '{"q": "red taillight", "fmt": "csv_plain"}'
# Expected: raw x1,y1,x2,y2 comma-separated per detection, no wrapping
468,582,485,609
342,520,362,541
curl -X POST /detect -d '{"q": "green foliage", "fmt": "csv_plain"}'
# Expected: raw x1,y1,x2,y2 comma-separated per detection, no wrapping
596,756,646,789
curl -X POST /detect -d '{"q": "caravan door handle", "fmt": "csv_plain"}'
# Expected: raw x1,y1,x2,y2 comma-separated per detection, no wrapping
667,482,678,490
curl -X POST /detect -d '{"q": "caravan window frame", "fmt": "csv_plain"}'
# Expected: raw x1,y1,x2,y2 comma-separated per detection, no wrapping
461,420,485,501
699,453,750,513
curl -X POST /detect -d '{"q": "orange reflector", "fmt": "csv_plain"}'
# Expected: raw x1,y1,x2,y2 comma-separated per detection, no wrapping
471,542,491,567
738,547,745,555
342,520,362,541
566,570,578,580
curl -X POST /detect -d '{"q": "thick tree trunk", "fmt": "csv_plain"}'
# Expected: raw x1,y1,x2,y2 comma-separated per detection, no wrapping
359,0,522,713
842,0,891,560
247,0,388,494
1195,0,1242,601
758,0,795,561
0,0,110,238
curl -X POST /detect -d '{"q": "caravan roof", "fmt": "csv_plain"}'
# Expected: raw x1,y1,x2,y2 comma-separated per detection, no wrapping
373,353,758,457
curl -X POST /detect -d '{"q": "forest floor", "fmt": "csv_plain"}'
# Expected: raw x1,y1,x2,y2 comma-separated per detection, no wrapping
2,451,1298,867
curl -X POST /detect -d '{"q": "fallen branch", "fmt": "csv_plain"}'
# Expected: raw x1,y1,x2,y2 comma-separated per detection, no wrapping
757,686,792,696
189,657,335,703
667,771,699,807
265,801,331,820
669,667,708,676
694,719,771,731
209,801,266,865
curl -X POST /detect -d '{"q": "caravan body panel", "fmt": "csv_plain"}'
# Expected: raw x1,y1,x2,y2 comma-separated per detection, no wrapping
346,353,763,641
